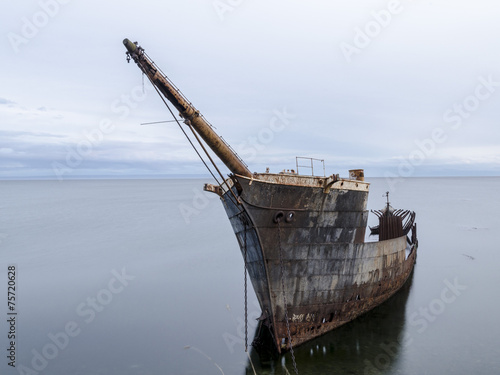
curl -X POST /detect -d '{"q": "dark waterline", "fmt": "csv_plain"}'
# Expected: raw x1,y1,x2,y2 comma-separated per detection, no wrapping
0,177,499,374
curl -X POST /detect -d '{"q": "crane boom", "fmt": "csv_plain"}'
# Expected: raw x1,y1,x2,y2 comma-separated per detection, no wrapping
123,38,252,178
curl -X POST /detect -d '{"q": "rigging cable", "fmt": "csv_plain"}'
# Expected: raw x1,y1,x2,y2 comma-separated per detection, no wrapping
143,73,222,187
142,70,242,208
133,49,261,367
185,121,241,205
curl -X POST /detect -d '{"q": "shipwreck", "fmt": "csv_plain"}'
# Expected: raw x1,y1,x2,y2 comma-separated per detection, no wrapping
123,39,418,354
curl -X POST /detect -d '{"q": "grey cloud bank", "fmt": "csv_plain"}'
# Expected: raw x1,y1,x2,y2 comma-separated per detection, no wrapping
1,0,499,179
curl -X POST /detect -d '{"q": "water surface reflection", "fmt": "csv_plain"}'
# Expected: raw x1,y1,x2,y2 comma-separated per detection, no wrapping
247,273,414,375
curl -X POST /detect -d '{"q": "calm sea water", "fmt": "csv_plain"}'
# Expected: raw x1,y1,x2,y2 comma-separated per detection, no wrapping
0,177,499,375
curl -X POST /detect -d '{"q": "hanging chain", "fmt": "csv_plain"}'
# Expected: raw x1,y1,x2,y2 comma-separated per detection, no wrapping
277,221,299,375
244,219,249,352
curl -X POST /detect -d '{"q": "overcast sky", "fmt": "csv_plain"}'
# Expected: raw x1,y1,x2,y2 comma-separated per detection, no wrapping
1,0,500,179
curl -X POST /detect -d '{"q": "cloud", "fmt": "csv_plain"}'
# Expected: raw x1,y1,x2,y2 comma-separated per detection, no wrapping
0,128,211,179
0,97,16,105
3,1,500,178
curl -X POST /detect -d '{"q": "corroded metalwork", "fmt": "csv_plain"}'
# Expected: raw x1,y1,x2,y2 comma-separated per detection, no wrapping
123,39,418,354
222,173,417,352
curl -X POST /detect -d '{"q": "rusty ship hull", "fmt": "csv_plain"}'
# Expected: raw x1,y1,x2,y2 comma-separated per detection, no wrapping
219,173,417,351
123,39,418,354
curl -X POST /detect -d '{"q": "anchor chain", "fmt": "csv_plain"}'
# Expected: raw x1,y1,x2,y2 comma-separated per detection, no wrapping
277,220,299,374
243,219,248,352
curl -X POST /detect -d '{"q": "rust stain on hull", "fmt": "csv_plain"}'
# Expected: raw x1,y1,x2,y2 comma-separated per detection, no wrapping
123,39,419,354
222,173,418,353
273,244,416,350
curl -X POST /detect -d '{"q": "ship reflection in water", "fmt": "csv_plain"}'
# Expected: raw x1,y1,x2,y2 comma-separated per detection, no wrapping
247,273,413,375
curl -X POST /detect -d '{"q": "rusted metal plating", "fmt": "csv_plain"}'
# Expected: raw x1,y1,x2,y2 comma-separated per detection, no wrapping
222,174,418,353
123,39,418,354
